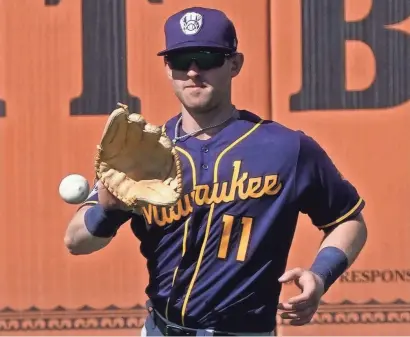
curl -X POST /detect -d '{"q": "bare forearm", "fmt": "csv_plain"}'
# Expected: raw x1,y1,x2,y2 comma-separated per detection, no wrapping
319,213,367,266
308,213,367,292
64,206,113,255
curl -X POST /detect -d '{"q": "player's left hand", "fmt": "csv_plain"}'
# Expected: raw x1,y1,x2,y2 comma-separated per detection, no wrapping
277,268,325,326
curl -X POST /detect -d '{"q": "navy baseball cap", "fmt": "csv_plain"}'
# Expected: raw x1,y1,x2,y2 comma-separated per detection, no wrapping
157,7,238,56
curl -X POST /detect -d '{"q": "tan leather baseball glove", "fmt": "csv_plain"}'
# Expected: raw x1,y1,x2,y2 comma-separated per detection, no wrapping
94,103,183,209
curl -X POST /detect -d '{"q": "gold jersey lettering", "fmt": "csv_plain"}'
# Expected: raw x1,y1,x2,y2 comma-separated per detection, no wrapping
142,194,193,226
142,160,282,226
231,161,249,201
194,185,210,206
246,177,264,198
207,182,229,204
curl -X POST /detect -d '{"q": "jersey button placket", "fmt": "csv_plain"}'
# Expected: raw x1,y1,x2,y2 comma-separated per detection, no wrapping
201,146,209,170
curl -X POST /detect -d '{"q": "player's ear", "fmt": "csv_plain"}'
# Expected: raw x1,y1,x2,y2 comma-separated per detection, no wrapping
164,58,173,79
230,53,244,78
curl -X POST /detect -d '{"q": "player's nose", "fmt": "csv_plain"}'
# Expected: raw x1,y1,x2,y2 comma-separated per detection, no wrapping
186,62,201,78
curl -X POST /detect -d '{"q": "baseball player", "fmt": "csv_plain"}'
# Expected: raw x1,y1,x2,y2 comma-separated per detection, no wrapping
64,6,368,336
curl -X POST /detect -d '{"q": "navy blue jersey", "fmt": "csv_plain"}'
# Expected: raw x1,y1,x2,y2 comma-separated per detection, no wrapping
81,110,365,333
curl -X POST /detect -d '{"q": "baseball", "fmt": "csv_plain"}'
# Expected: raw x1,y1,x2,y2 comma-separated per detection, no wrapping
59,174,90,204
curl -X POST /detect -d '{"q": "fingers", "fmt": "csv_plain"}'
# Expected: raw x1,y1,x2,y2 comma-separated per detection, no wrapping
277,300,311,311
277,287,316,313
278,269,322,326
278,273,315,308
287,314,315,326
278,268,303,283
278,301,317,326
287,285,315,305
279,269,319,304
280,305,316,321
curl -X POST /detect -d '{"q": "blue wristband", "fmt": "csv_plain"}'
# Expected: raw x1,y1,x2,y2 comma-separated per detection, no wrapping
84,204,132,238
309,246,348,293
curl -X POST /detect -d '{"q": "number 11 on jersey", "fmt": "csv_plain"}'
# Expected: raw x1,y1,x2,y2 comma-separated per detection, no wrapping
218,214,253,262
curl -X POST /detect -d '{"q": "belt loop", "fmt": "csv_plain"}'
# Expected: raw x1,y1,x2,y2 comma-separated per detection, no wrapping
145,300,154,318
145,300,153,310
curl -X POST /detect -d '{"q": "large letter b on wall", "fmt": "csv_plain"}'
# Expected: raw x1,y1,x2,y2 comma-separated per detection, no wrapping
290,0,410,111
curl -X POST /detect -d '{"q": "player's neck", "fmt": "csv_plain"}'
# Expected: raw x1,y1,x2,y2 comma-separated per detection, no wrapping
180,102,236,140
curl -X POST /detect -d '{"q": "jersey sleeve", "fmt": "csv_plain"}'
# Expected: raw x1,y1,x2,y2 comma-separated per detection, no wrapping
296,133,365,230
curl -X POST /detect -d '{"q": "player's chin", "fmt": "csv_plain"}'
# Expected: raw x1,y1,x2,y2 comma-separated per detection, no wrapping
183,97,213,112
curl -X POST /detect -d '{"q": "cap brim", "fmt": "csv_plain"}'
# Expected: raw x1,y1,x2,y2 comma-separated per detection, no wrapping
157,41,234,56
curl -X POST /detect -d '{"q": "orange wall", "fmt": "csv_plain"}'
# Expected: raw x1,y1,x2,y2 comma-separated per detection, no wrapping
0,0,408,335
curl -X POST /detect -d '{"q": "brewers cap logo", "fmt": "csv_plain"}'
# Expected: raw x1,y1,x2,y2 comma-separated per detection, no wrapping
180,12,203,35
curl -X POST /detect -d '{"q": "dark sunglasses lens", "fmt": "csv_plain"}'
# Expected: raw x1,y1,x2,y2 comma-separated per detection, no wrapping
167,52,226,71
167,54,195,71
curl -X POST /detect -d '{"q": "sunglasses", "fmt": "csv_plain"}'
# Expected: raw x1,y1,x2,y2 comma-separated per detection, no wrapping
165,50,233,71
